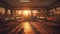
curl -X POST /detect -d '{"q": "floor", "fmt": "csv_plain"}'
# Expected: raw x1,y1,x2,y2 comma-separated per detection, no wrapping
0,18,60,34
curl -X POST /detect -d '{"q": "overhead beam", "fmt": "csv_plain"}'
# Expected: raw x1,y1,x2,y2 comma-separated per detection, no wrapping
13,6,48,10
48,0,60,9
0,0,12,9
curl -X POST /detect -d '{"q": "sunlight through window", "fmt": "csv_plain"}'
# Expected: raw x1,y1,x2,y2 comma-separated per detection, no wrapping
23,10,31,17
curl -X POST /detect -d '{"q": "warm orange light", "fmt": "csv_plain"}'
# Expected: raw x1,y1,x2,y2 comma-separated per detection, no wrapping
23,22,32,34
32,10,38,13
23,22,36,34
24,22,30,29
32,10,38,16
23,10,29,16
17,10,23,15
19,11,22,15
23,10,31,17
33,13,37,16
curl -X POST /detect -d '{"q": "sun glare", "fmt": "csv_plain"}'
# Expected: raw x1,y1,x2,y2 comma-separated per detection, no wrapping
23,10,31,17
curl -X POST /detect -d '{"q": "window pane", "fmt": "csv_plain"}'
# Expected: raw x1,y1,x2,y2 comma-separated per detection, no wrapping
7,9,11,15
56,7,60,14
32,10,38,16
0,7,5,15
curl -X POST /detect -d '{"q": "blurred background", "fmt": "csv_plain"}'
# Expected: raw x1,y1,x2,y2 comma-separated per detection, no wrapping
0,0,60,34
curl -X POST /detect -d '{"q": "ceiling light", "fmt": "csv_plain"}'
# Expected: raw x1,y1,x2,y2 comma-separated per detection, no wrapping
19,0,30,2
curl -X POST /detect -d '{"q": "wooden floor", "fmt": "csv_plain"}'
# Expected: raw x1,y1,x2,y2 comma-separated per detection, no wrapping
0,18,60,34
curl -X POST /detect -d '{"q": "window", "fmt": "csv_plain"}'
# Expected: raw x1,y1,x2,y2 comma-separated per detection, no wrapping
7,9,11,15
16,10,23,16
16,10,31,18
0,7,5,15
56,7,60,14
32,10,38,16
22,10,31,17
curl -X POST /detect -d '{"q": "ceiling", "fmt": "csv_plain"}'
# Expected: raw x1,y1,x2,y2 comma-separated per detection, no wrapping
1,0,57,7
